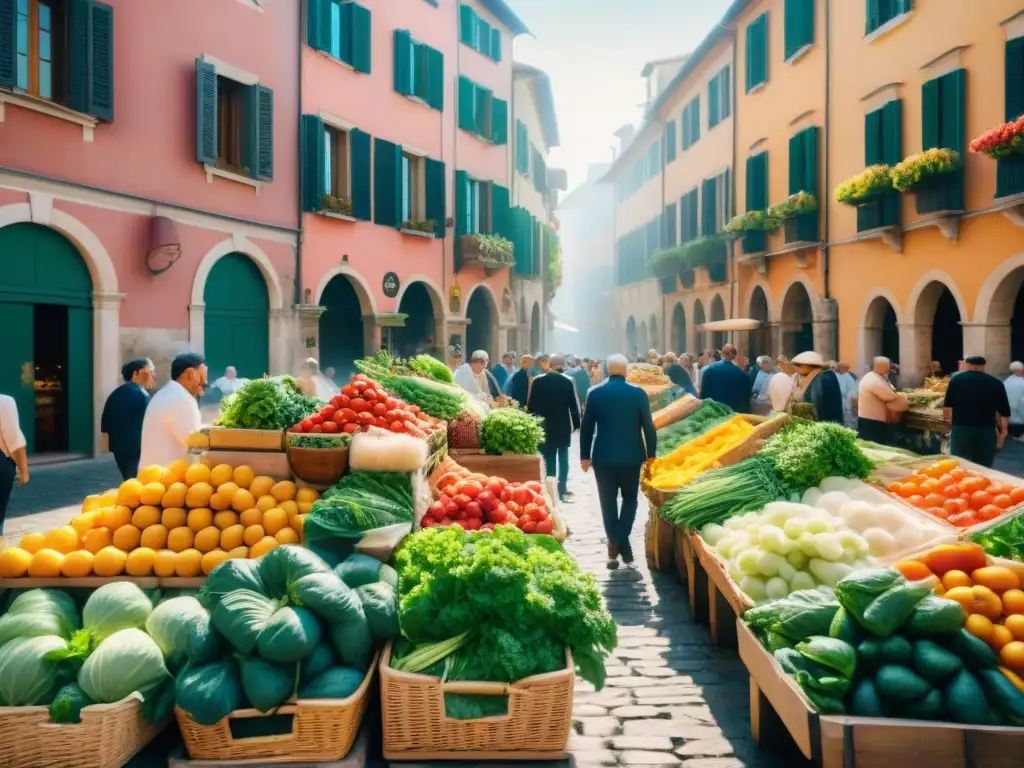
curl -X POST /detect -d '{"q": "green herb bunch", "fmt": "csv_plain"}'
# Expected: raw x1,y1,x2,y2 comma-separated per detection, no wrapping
479,408,544,455
218,376,321,430
972,516,1024,563
759,421,874,495
409,354,454,384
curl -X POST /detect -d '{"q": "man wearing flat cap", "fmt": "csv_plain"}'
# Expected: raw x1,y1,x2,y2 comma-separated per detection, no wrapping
942,356,1010,467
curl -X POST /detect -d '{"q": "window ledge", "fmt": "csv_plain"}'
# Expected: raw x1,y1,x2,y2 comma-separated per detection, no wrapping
400,228,436,239
318,210,358,222
746,81,767,96
315,49,361,75
0,90,98,141
459,127,497,144
204,164,263,192
864,11,913,44
401,93,437,112
785,44,813,65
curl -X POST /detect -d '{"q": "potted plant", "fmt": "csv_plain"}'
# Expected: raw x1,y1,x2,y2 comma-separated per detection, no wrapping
970,116,1024,199
768,191,818,243
892,148,962,214
725,209,778,254
321,194,354,216
834,165,895,206
460,233,515,271
402,219,437,235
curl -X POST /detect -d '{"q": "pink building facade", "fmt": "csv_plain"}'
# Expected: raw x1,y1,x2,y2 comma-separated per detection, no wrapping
0,0,302,457
299,0,526,371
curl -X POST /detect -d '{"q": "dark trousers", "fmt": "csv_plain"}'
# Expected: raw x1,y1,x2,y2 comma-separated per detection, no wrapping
949,425,998,468
858,417,894,446
114,451,140,482
540,444,570,496
594,464,642,556
0,455,16,533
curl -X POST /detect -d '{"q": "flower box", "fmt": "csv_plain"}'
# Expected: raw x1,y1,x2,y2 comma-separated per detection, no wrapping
996,155,1024,199
783,211,818,244
320,194,354,216
458,233,515,271
911,173,963,215
742,230,766,254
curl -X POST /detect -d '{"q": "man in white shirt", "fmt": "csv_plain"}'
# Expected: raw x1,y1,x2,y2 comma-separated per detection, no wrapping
454,350,494,405
751,356,774,412
139,352,207,469
857,356,909,445
0,393,29,532
1004,361,1024,442
210,366,247,398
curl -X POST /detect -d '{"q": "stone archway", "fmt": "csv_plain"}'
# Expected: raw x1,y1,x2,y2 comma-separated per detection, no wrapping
319,274,369,379
395,280,445,359
860,292,902,370
973,255,1024,375
693,299,707,353
465,285,499,362
203,253,271,380
625,316,637,358
648,313,659,352
912,280,964,381
748,285,771,361
638,321,649,358
780,282,814,358
709,294,727,351
671,302,686,356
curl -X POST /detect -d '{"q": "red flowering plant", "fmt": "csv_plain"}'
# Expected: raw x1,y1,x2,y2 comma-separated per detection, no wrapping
969,116,1024,160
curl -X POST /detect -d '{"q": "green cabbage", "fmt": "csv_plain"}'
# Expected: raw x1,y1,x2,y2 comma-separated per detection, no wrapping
78,628,169,704
0,589,80,648
49,681,95,723
145,596,218,667
175,658,243,726
82,583,153,644
211,590,279,655
0,635,68,705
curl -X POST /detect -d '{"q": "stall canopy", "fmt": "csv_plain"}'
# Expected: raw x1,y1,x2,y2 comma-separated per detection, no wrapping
696,318,766,332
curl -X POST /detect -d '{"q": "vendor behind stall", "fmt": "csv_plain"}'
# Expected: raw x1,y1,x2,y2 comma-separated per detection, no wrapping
942,356,1010,468
789,351,844,424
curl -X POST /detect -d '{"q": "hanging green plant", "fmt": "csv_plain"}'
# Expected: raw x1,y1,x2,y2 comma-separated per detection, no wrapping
834,165,895,206
766,191,817,220
724,209,779,236
891,148,961,192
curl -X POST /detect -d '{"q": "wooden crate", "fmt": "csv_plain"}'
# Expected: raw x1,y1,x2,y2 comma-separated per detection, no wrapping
447,451,545,484
200,450,292,480
207,427,285,452
672,523,690,586
689,533,752,647
644,505,675,572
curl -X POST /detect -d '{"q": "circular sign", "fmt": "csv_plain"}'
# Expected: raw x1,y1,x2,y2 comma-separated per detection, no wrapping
382,272,400,298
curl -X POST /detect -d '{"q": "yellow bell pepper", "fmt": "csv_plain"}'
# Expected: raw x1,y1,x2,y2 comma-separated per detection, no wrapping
648,415,754,490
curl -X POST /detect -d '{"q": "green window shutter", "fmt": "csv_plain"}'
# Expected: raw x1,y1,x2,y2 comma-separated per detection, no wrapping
427,47,444,110
802,126,818,195
866,0,880,34
374,138,402,227
0,0,15,88
691,97,701,144
864,108,882,165
491,184,510,238
1007,38,1024,121
475,86,492,137
490,28,502,62
881,99,902,164
922,76,940,149
747,152,768,209
413,44,430,101
940,68,966,150
788,130,804,195
708,75,720,128
394,30,412,95
664,203,677,246
459,4,475,46
745,155,758,211
67,0,114,121
306,0,328,52
455,170,469,267
194,58,218,165
300,114,326,212
784,0,813,60
478,19,491,56
665,121,676,162
757,152,769,208
458,76,475,131
491,98,508,145
722,65,731,118
351,3,372,73
350,128,372,220
425,158,446,237
701,178,717,236
254,86,273,180
746,14,767,91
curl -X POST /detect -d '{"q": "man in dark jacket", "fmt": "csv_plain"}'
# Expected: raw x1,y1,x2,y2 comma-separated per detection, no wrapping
492,352,516,391
527,354,581,502
699,344,753,413
101,358,155,480
507,354,533,405
580,354,657,569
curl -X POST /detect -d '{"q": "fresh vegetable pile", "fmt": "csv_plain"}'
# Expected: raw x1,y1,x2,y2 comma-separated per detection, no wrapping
290,374,445,439
392,525,616,717
357,351,472,421
655,400,733,457
652,394,701,430
973,515,1024,563
647,415,755,490
288,433,352,450
218,377,321,431
760,421,874,496
885,458,1024,528
408,354,454,384
626,364,669,385
0,462,315,579
659,456,786,529
427,466,555,534
479,407,544,455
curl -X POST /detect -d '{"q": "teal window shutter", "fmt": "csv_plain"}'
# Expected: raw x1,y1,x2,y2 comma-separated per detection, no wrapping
864,108,882,165
475,86,492,138
413,44,430,101
350,128,372,220
459,5,475,46
940,68,966,150
491,98,508,145
427,47,444,110
865,0,881,33
374,138,402,227
490,29,502,62
254,86,274,180
701,178,717,236
455,170,469,267
306,0,328,52
194,58,218,165
745,154,760,210
300,115,326,212
458,76,475,132
351,3,372,73
881,99,902,164
478,19,491,57
721,66,731,120
491,184,510,238
746,13,768,92
802,126,818,195
784,0,813,60
691,97,701,145
708,75,720,128
1007,38,1024,121
66,0,114,121
393,30,412,95
0,0,15,89
681,104,691,150
788,130,804,195
425,158,446,237
921,76,940,149
665,121,676,162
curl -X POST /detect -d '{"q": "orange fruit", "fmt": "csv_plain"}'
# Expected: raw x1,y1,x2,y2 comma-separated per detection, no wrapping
193,527,222,553
18,532,46,554
214,510,239,530
243,525,265,547
162,507,188,529
175,548,203,577
167,527,195,553
220,524,245,551
139,482,166,506
184,464,212,486
132,505,161,529
249,536,278,558
187,508,214,532
209,492,232,512
0,548,32,577
941,570,974,590
991,624,1015,651
233,465,256,489
45,526,80,554
112,524,142,552
231,489,256,513
249,477,275,498
972,566,1021,593
270,481,297,502
27,549,64,577
1002,589,1024,615
153,549,178,577
60,550,94,577
162,482,188,508
82,527,113,554
1004,614,1024,641
946,585,1003,619
140,523,169,550
185,482,214,509
216,481,240,499
275,528,299,545
209,464,234,487
255,496,277,513
239,508,263,527
1000,640,1024,673
262,508,288,536
965,613,994,642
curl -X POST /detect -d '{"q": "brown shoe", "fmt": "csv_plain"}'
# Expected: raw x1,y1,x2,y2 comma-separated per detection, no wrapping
606,540,619,570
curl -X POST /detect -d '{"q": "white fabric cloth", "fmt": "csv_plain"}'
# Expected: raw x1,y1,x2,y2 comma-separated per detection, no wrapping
1005,374,1024,425
0,395,26,458
768,371,797,412
454,363,489,402
211,376,247,396
139,380,202,469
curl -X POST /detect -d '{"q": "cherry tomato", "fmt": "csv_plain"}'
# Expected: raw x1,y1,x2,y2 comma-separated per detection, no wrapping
385,397,400,410
342,423,359,434
310,423,323,433
299,418,313,432
390,421,406,432
978,504,1004,521
309,413,323,425
970,491,993,510
373,402,388,417
350,397,368,412
320,405,337,420
342,384,358,397
321,420,339,433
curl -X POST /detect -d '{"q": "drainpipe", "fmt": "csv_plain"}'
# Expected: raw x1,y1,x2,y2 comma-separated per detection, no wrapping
295,7,304,310
448,9,461,355
729,36,738,337
659,120,667,351
824,0,838,359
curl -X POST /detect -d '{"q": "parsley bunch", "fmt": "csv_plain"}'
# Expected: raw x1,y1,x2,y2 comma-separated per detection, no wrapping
760,421,874,495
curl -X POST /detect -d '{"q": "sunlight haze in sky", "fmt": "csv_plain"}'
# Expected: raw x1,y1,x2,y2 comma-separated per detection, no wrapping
510,0,733,193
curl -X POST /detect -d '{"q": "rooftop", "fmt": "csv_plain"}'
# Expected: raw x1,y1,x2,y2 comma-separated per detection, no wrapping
514,61,560,148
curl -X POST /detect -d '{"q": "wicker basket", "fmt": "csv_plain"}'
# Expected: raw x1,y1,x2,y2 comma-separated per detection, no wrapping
287,444,349,486
0,694,166,768
380,642,573,761
175,651,378,763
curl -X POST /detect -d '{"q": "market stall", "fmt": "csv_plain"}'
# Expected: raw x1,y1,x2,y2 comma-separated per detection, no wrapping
895,376,951,454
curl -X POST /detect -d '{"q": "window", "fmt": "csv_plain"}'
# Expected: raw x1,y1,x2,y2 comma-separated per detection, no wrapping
788,126,819,196
745,12,769,92
393,30,444,110
743,152,768,252
458,75,507,143
680,189,699,241
859,100,901,230
515,120,530,175
665,120,676,163
6,0,114,120
216,76,246,172
307,0,372,74
708,66,731,128
682,96,700,150
459,4,501,62
400,151,425,224
301,114,370,218
784,0,814,60
865,0,912,36
1005,37,1024,123
533,146,548,193
324,125,350,200
919,68,965,212
663,202,678,247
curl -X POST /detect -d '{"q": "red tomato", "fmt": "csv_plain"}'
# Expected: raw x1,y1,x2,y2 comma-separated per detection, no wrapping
384,410,401,422
942,498,967,517
978,504,1004,521
300,418,314,432
385,397,400,410
465,501,483,518
486,480,505,497
438,472,461,489
420,516,437,527
533,508,549,522
500,488,513,503
970,491,993,510
374,417,390,429
407,405,420,414
486,508,506,524
353,373,368,382
462,481,483,498
505,501,521,514
948,511,977,527
1011,487,1024,504
533,495,547,508
372,402,387,416
338,394,351,408
535,519,554,535
993,494,1014,509
310,424,323,432
357,412,375,425
290,425,304,433
354,380,369,391
477,491,499,512
523,503,540,518
309,413,323,426
321,420,339,433
439,518,453,527
525,481,543,494
522,521,538,533
390,421,406,432
320,405,337,419
505,513,519,525
464,518,481,530
513,487,533,506
330,395,345,408
338,408,357,422
350,397,369,412
342,423,359,434
452,493,472,508
438,493,452,506
342,384,358,397
445,502,459,517
332,411,347,426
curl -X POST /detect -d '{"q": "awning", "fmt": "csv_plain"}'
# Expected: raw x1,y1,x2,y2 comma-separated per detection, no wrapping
697,318,767,332
553,320,580,333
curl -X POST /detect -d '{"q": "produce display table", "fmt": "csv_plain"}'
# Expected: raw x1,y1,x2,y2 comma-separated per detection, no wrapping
688,532,752,647
0,576,205,590
644,505,675,572
447,450,545,484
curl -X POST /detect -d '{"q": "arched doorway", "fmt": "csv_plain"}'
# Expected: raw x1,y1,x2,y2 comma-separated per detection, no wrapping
749,286,770,361
976,265,1024,374
781,282,814,358
913,281,962,377
530,303,541,354
863,296,900,366
648,313,659,352
671,303,686,355
709,294,727,351
319,275,366,380
395,282,439,358
204,253,270,381
625,316,637,358
0,223,94,456
466,287,497,360
693,300,707,353
638,321,649,358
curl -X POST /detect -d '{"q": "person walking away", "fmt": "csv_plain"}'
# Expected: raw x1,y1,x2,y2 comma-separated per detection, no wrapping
507,354,534,404
944,356,1010,467
101,358,154,480
834,361,859,429
751,356,774,414
664,363,696,398
857,357,909,445
580,354,657,569
140,352,207,469
0,392,29,538
698,344,752,413
454,350,495,405
492,352,516,391
566,356,592,407
527,354,581,502
790,351,845,423
1004,362,1024,441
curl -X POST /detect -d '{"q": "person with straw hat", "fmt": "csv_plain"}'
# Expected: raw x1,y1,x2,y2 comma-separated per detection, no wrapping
789,351,844,423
